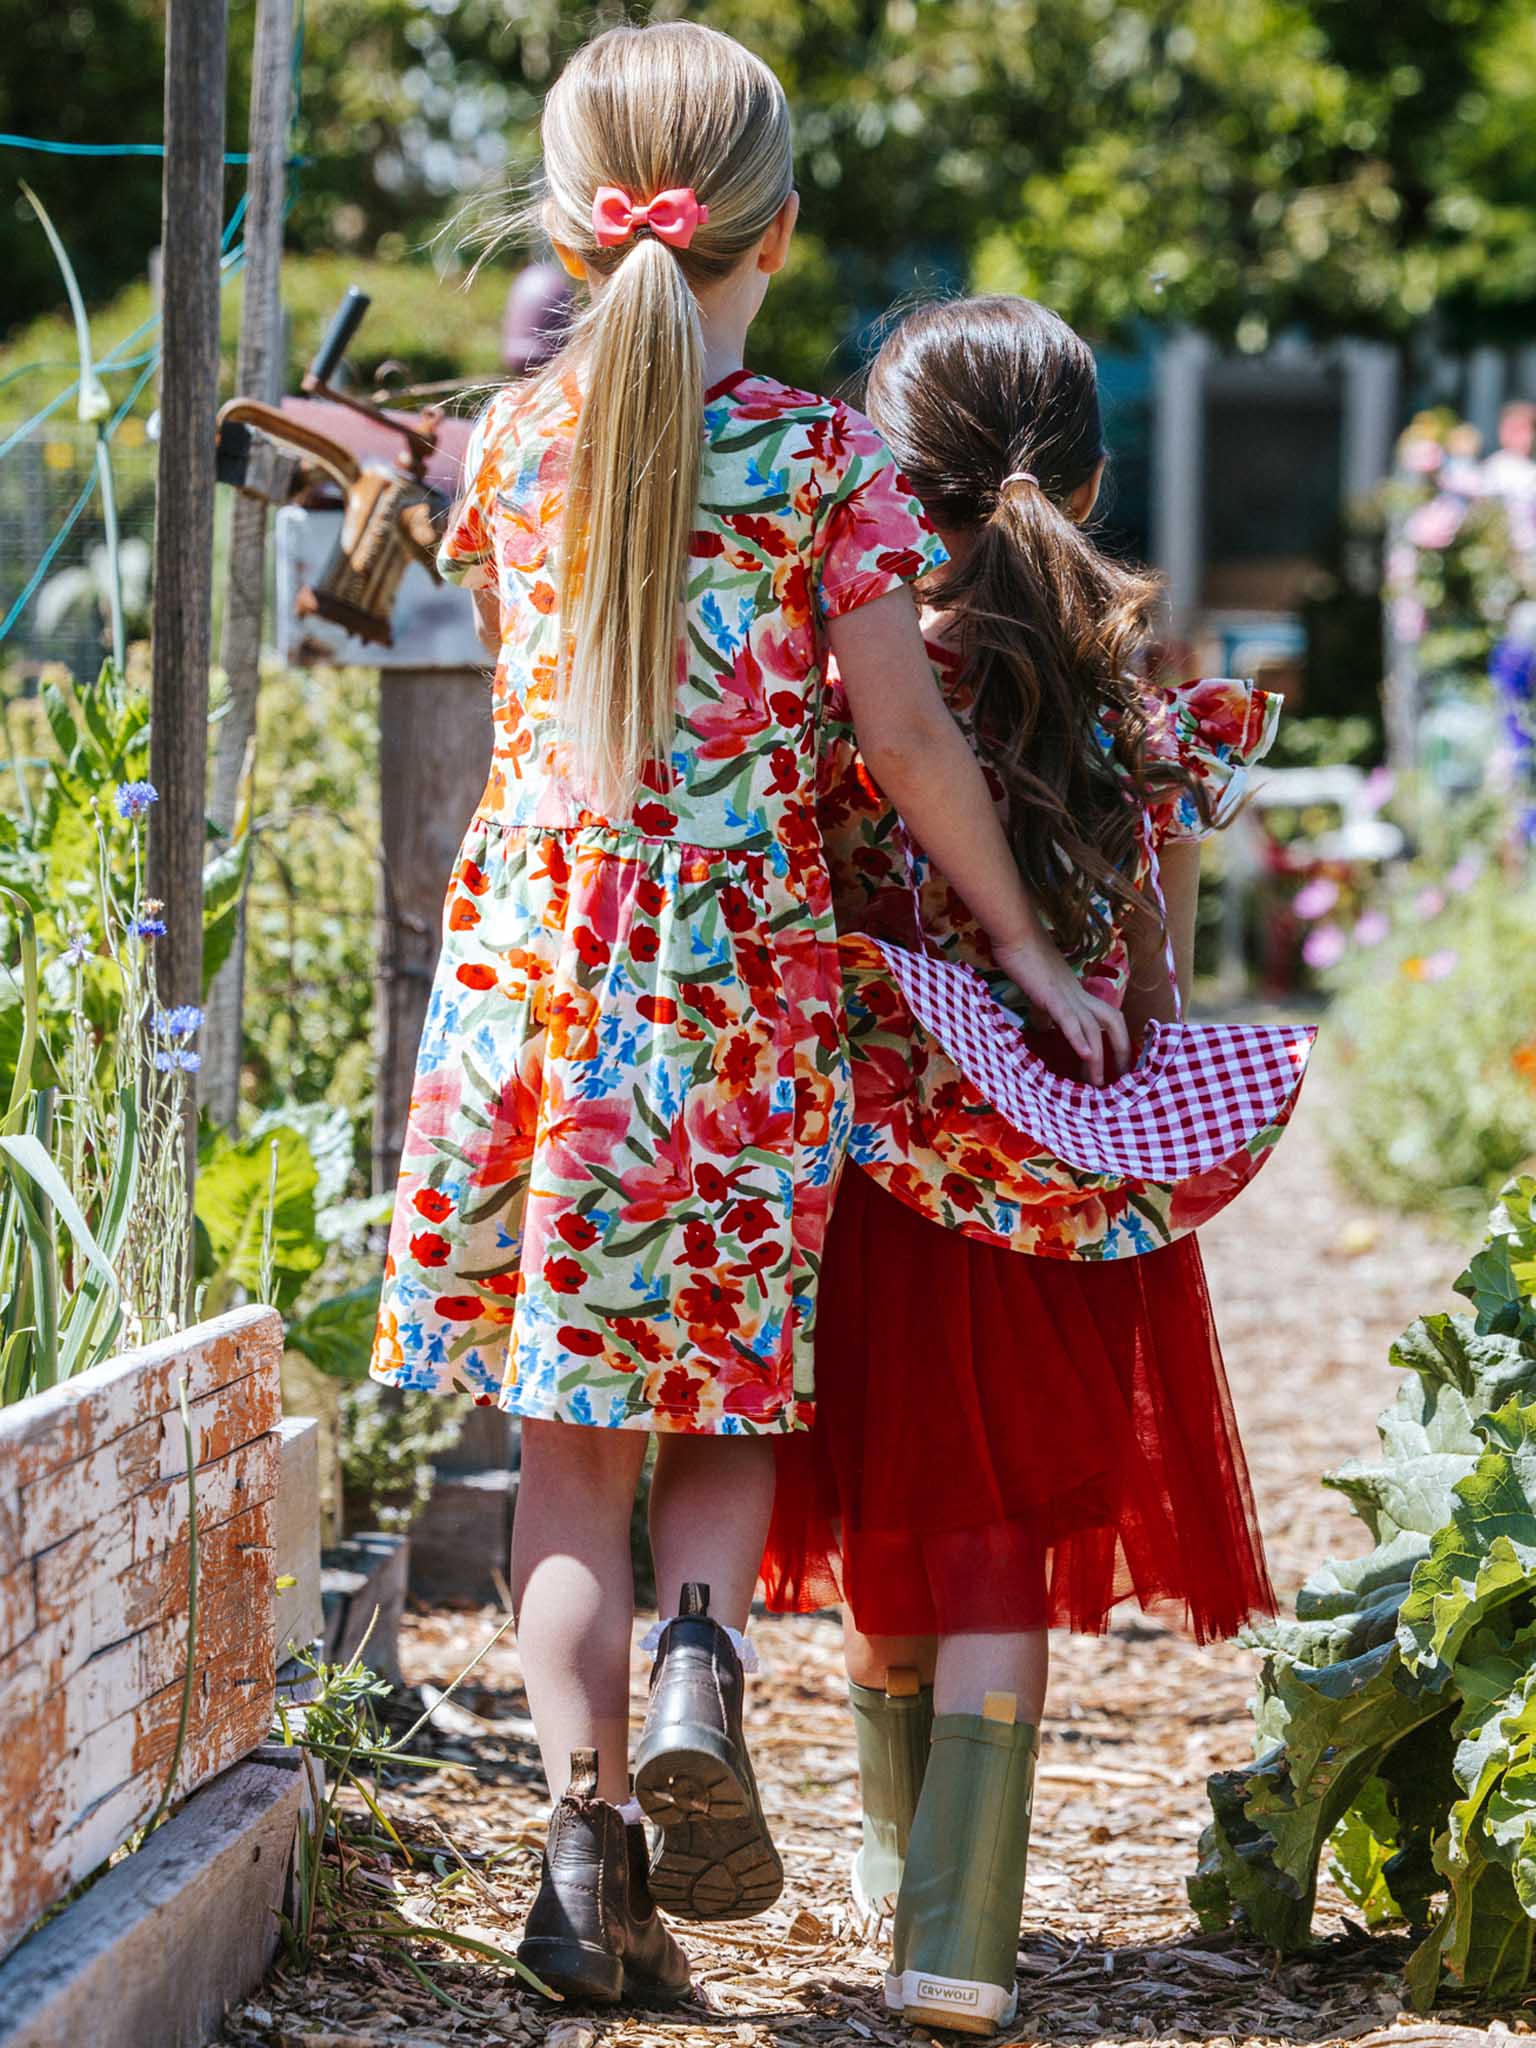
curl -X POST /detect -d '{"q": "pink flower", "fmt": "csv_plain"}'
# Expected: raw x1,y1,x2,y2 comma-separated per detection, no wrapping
1293,876,1341,920
1353,909,1390,947
1392,599,1426,645
1402,437,1445,475
1420,949,1459,982
1406,496,1465,552
1362,766,1397,814
1302,923,1348,971
1416,887,1447,920
1386,543,1417,591
1446,856,1482,894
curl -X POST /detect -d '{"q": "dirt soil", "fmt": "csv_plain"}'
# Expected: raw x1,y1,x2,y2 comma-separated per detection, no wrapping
217,1074,1531,2048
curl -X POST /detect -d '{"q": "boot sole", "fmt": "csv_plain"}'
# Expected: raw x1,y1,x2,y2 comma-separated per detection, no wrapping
634,1733,783,1921
885,1967,1019,2036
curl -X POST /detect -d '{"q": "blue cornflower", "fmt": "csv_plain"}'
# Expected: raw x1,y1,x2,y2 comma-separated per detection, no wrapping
61,927,91,966
154,1004,204,1041
154,1047,202,1073
131,916,168,939
115,780,158,821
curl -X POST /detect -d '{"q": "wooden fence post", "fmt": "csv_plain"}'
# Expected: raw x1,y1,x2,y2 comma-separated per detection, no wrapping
204,0,294,1128
148,0,230,1042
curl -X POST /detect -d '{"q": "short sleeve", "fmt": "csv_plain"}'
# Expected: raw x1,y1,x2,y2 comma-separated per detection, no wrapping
810,409,948,622
435,391,510,589
1145,677,1282,842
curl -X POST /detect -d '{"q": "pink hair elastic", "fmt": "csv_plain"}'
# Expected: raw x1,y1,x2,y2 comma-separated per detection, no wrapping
1000,470,1040,489
591,185,710,250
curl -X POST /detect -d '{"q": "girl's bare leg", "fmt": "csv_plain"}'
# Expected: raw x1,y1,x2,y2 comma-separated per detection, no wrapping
935,1630,1050,1723
647,1433,776,1631
843,1618,938,1690
510,1418,650,1804
842,1619,1048,1721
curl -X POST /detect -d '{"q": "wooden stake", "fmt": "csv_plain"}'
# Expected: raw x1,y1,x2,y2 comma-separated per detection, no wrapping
204,0,293,1128
148,0,229,1020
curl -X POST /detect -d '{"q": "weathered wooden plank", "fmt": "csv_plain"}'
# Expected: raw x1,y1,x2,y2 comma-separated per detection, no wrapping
322,1531,409,1687
274,1417,323,1661
0,1486,20,1575
0,1308,281,1485
33,1429,280,1626
0,1563,34,1663
2,1581,275,1940
0,1758,309,2048
62,1504,273,1747
0,1312,282,1961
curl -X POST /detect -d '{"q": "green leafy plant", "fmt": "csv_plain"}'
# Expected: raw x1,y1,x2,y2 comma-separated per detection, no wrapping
1323,870,1536,1223
271,1613,545,2008
1192,1174,1536,2006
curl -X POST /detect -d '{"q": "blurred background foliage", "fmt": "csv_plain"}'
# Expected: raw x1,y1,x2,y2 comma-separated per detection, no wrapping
4,0,1535,382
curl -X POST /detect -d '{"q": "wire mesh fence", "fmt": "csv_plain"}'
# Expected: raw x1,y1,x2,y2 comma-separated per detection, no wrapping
0,418,158,690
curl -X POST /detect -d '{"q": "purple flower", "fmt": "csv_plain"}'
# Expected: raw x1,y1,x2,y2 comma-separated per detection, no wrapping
1293,876,1341,920
1492,638,1536,703
1362,766,1397,814
1416,887,1447,921
1354,910,1390,947
154,1004,204,1041
61,928,91,966
1302,923,1348,972
1420,949,1459,983
1446,857,1482,895
114,780,158,821
154,1047,202,1073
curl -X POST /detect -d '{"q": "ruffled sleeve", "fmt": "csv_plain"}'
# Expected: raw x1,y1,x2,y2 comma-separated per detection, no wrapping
435,389,512,590
1143,677,1282,843
810,405,949,622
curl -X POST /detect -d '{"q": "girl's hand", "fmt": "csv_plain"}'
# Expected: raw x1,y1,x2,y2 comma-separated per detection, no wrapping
991,931,1131,1088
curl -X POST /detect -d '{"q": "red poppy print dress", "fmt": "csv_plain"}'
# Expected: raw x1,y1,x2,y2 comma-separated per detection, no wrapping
367,368,946,1435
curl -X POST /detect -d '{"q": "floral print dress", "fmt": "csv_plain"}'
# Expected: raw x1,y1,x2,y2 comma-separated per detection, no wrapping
368,368,946,1433
821,642,1281,1260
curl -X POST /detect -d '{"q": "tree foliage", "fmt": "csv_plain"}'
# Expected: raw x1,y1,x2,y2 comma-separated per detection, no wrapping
2,0,1533,363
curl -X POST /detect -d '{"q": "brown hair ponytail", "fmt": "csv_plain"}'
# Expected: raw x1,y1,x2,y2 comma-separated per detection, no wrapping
865,295,1205,954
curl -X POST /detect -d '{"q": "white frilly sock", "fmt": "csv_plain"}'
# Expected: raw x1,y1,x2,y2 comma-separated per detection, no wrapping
617,1795,645,1827
638,1615,761,1674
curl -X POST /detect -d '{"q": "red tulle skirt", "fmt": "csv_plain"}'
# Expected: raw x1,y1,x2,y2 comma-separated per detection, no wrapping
761,1167,1274,1641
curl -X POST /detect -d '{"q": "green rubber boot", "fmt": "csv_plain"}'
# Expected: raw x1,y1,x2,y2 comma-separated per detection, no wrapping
886,1695,1038,2037
848,1669,934,1934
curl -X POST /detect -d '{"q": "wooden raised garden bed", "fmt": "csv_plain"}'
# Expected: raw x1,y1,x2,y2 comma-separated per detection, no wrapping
0,1304,285,1958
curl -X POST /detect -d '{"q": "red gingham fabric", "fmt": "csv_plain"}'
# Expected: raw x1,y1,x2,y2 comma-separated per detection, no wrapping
872,939,1316,1181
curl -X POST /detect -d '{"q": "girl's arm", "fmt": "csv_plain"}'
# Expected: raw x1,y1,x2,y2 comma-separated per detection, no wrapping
1122,837,1200,1037
828,589,1130,1087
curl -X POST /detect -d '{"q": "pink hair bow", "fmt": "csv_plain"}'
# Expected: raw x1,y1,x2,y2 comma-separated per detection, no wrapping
591,184,710,250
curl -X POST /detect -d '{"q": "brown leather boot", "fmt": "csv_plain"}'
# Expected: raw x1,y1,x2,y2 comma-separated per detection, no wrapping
634,1582,784,1920
516,1751,692,2006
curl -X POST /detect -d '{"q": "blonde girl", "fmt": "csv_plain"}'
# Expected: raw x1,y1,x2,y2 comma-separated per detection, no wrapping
370,26,1118,2007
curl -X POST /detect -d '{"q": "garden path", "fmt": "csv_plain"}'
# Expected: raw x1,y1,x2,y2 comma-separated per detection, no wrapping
222,1065,1508,2048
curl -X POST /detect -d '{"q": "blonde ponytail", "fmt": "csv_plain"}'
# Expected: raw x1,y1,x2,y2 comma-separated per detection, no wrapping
521,22,794,812
559,235,704,808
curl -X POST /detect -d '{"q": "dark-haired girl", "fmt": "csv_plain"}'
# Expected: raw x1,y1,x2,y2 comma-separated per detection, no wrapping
761,296,1280,2035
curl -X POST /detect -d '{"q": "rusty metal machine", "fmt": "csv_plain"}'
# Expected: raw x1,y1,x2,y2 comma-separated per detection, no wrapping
216,287,477,656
